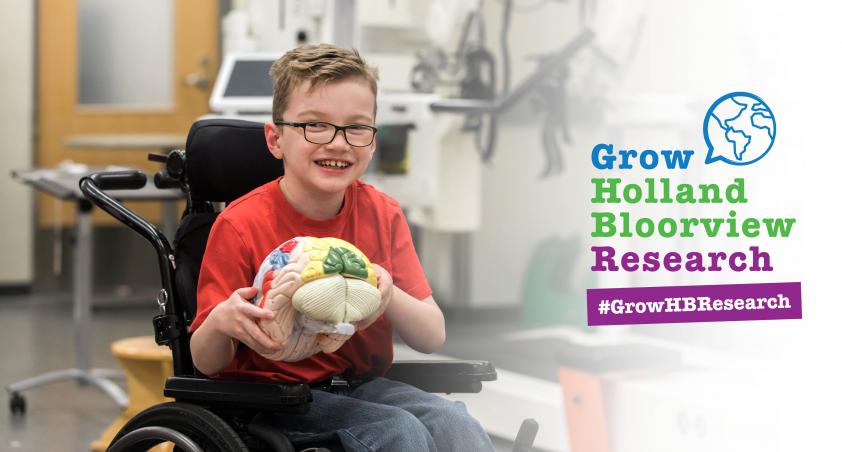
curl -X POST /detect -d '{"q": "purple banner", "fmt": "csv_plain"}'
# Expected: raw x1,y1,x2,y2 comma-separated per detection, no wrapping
587,282,802,325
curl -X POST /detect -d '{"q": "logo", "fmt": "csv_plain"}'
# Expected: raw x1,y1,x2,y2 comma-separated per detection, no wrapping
703,92,776,165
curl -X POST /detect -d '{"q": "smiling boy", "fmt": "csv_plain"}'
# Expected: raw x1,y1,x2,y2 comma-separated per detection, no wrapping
188,44,493,451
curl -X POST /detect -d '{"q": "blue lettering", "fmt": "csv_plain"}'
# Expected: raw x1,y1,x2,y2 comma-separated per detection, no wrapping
660,149,694,169
592,143,616,169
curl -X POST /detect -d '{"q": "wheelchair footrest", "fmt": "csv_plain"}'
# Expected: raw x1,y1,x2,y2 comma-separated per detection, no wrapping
164,377,312,412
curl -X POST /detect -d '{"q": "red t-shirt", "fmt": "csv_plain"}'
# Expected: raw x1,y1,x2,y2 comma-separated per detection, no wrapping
189,177,432,383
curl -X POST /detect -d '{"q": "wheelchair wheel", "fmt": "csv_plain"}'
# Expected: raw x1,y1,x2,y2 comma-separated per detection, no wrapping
108,402,247,452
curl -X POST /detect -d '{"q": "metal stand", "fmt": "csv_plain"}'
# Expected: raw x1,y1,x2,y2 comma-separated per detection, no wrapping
6,199,128,414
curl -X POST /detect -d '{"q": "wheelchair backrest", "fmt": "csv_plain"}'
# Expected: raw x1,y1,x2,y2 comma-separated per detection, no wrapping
173,119,284,324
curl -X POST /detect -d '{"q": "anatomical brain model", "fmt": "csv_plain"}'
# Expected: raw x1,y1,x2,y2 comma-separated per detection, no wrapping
251,237,381,361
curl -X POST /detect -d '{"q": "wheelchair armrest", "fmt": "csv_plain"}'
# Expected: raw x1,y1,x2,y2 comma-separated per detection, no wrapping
164,376,312,413
385,360,497,393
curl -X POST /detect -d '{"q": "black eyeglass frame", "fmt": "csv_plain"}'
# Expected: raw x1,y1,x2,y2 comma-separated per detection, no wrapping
274,120,378,147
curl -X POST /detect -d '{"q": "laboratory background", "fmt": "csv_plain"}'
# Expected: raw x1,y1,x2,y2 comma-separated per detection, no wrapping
1,0,840,451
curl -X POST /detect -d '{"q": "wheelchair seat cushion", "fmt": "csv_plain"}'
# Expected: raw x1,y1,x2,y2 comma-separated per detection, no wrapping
251,237,381,362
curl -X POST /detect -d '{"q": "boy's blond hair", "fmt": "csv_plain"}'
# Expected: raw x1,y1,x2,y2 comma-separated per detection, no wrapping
269,44,379,122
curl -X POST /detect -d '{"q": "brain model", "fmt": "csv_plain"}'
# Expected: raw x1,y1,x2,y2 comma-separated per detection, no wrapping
251,237,381,362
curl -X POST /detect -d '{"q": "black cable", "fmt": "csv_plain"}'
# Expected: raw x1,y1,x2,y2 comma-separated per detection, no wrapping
500,0,513,96
453,12,478,74
476,0,513,163
476,114,499,163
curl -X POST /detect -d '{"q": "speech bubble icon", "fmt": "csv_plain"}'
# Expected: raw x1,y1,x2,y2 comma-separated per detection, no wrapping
703,92,776,166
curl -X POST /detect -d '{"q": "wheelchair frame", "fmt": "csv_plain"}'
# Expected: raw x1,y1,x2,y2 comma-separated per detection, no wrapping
78,119,504,452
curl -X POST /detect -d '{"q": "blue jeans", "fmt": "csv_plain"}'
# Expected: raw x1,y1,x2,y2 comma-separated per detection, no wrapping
269,377,494,451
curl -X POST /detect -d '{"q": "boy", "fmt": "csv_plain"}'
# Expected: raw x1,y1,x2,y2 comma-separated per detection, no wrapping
189,44,494,451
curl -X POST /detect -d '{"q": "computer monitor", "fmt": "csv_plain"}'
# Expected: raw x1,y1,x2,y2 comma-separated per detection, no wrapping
209,53,276,114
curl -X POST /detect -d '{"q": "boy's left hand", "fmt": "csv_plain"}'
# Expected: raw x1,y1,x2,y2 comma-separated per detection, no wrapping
357,263,393,331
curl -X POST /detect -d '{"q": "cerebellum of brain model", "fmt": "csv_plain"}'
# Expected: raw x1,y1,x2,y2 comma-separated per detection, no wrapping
251,237,381,361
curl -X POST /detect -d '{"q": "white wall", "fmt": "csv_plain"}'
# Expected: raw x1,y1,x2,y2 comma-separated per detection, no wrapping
0,0,34,286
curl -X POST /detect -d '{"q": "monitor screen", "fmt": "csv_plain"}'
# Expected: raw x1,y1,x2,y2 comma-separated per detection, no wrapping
222,60,275,97
210,53,278,113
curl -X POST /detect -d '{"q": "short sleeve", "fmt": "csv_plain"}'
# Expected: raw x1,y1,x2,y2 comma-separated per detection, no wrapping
190,216,254,332
388,207,433,300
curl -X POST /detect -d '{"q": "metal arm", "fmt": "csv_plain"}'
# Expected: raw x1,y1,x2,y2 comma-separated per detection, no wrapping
430,29,595,115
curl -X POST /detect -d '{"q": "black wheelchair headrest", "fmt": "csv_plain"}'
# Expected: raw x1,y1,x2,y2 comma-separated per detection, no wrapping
185,118,284,203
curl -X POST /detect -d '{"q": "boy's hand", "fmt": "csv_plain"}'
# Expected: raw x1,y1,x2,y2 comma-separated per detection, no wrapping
357,264,393,331
210,286,283,356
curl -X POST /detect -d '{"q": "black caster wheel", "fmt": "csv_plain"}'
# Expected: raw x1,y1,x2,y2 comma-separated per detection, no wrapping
9,392,26,416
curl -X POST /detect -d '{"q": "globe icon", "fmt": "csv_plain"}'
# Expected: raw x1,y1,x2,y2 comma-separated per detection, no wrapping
703,92,776,165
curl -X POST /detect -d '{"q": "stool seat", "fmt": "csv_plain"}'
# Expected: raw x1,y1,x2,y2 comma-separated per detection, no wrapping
111,336,172,361
91,336,173,452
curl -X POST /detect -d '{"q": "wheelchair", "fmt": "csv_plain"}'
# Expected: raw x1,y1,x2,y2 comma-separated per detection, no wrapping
80,119,538,451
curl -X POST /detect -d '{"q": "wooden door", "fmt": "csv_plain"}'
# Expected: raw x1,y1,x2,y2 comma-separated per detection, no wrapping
37,0,218,225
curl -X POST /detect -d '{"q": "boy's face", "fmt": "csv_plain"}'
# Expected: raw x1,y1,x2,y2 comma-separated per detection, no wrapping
265,78,376,199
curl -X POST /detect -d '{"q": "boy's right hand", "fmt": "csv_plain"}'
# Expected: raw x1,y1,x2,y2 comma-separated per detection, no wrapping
209,286,283,356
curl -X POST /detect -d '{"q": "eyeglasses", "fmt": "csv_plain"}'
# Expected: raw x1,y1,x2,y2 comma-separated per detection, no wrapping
274,121,378,147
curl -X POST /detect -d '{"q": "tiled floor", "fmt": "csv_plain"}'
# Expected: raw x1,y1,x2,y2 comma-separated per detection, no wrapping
0,294,524,452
